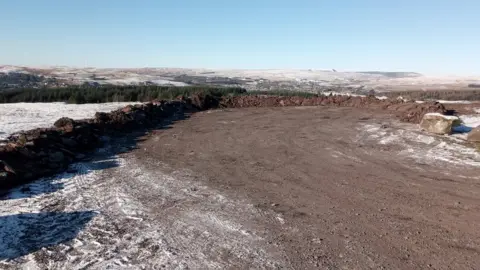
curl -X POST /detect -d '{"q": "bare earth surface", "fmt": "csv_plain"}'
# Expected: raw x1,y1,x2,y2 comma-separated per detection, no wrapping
1,106,480,269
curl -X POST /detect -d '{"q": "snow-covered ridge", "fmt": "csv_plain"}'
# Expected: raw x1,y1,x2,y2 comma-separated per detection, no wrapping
0,65,27,74
3,65,480,91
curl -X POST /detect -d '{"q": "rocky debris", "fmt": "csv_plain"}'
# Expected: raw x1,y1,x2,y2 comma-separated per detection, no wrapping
395,102,447,123
122,105,133,113
0,100,191,190
467,127,480,142
420,113,462,135
190,94,221,110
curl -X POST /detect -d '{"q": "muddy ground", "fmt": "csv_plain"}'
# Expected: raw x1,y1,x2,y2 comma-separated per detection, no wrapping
1,106,480,269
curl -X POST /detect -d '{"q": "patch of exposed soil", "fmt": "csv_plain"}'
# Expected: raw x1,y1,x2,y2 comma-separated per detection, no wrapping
134,106,480,269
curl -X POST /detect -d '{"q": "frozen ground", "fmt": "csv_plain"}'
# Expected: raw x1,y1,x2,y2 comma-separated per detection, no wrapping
358,123,480,168
0,116,285,269
0,106,480,268
0,102,137,139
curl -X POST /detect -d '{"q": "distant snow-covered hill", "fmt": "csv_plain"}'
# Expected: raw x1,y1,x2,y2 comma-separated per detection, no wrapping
0,65,477,93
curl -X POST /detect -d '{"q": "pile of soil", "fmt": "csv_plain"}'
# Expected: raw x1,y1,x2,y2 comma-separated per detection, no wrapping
0,100,189,189
220,95,447,123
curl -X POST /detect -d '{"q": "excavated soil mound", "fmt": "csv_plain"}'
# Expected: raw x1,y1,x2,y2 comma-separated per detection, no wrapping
220,95,446,123
0,100,187,189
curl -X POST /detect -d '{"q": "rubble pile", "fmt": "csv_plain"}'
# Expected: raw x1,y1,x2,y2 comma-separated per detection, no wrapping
0,99,191,189
220,95,446,123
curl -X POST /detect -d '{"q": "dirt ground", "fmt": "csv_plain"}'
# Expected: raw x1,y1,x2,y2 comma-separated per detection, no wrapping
2,106,480,269
134,106,480,269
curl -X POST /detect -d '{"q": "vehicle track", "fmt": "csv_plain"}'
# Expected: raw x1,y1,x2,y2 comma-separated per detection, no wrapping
0,133,286,269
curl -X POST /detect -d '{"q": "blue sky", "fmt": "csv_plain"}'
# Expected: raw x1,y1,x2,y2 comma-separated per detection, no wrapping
0,0,479,74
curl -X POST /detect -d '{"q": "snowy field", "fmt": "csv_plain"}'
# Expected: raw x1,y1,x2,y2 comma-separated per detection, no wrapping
3,65,480,90
0,102,137,139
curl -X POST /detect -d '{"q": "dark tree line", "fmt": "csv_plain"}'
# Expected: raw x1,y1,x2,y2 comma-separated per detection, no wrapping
382,90,480,101
0,85,247,104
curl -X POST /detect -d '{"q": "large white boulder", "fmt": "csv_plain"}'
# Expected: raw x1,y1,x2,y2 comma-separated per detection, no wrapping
420,113,461,135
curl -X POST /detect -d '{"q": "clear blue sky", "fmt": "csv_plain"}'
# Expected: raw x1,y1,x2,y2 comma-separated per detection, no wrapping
0,0,479,74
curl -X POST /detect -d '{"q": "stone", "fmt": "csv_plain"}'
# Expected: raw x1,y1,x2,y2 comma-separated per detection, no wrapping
122,105,133,113
420,113,461,135
0,160,16,174
467,127,480,142
54,117,75,132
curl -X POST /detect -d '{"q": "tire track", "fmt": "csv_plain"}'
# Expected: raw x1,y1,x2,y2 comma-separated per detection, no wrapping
0,106,286,269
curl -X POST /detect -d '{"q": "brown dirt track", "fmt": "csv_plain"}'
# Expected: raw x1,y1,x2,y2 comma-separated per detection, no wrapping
135,106,480,269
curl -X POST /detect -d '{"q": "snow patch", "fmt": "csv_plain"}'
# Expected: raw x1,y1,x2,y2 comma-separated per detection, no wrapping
423,113,459,120
150,79,189,86
0,66,26,74
0,102,137,139
358,123,480,167
459,115,480,128
437,100,472,104
321,91,366,98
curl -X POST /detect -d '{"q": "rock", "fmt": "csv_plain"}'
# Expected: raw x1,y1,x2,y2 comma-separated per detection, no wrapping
467,127,480,142
122,105,133,113
420,113,461,135
8,133,28,146
0,160,16,174
54,117,75,132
